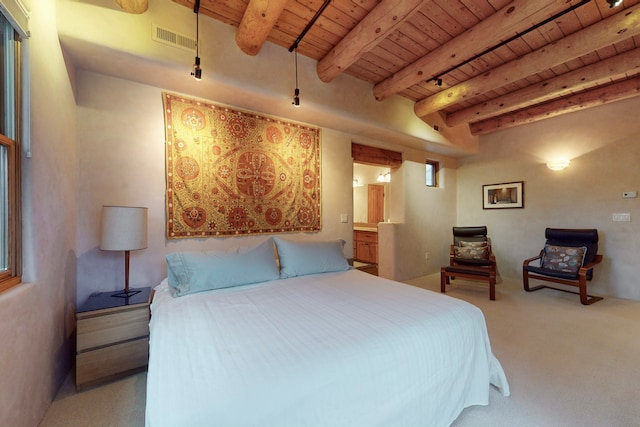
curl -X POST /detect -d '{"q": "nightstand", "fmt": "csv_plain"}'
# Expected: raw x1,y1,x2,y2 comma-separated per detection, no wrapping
75,287,152,390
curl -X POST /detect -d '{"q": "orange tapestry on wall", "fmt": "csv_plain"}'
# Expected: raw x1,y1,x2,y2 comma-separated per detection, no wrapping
162,92,321,239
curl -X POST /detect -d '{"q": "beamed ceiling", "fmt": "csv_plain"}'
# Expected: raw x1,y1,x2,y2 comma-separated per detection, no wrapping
169,0,640,136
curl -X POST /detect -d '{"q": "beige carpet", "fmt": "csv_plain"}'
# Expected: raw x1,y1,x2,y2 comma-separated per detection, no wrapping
40,274,640,427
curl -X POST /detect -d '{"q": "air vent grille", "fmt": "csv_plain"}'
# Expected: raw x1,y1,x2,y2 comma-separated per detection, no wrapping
152,24,197,52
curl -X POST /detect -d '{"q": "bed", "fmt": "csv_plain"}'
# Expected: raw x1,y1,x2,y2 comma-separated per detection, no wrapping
146,238,509,427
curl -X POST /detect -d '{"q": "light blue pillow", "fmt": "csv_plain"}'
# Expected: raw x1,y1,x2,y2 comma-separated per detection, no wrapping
166,238,280,296
274,238,350,278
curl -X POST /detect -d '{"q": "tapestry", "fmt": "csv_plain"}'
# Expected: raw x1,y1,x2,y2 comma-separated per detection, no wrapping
162,92,321,239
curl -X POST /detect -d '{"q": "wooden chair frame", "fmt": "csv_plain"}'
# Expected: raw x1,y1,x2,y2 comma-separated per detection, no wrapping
441,226,497,300
523,228,603,305
523,253,603,305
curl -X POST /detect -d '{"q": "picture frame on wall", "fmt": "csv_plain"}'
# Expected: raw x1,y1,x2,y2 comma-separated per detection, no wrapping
483,181,524,209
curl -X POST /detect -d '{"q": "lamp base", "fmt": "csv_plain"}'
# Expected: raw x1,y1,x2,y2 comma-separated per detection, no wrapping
111,289,142,298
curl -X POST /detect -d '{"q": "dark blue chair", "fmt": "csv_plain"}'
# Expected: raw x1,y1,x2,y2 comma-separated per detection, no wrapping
523,228,603,305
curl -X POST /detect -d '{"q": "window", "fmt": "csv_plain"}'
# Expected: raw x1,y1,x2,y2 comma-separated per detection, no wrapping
425,160,439,187
0,13,22,293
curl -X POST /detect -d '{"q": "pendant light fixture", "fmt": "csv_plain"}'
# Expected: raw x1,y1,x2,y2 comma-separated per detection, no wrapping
191,0,202,80
287,0,332,107
292,49,300,107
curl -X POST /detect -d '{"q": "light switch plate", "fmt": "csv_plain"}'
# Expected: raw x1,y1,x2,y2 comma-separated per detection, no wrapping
622,191,637,198
612,213,631,222
340,213,348,223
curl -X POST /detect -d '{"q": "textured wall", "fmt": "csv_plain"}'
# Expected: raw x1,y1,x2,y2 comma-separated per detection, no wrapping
0,0,78,425
457,97,640,301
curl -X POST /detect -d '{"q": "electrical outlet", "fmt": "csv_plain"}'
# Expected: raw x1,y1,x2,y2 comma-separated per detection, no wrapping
425,252,430,261
612,213,631,222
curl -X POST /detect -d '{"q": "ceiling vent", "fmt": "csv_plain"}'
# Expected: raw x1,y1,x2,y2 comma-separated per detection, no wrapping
152,24,197,52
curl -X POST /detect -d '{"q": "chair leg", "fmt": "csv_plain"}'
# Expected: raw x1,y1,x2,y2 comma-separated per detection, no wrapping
489,272,496,301
440,268,446,293
523,270,544,292
579,277,603,305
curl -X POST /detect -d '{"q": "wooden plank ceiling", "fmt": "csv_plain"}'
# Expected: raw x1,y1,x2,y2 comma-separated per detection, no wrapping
172,0,640,135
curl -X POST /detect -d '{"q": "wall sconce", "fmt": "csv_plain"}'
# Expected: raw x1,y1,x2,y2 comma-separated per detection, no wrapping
376,171,391,182
546,159,570,171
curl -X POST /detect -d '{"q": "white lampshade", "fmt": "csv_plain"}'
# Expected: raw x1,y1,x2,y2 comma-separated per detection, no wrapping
100,206,148,251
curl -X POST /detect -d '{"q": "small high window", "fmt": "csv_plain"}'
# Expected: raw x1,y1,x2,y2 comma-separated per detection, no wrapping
425,160,438,187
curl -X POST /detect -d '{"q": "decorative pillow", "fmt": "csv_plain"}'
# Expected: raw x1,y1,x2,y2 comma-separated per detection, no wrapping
166,238,280,296
274,238,350,279
459,241,488,248
454,245,489,260
541,244,586,273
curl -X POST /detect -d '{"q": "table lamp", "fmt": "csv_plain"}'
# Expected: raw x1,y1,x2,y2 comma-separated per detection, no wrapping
100,205,148,298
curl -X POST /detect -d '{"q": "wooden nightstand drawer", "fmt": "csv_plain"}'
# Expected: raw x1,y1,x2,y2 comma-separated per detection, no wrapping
77,307,149,352
76,337,149,388
75,287,152,389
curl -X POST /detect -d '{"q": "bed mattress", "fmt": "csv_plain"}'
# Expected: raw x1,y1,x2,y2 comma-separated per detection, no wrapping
146,269,508,427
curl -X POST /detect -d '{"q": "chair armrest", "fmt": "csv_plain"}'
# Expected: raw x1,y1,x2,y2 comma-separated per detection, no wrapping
578,254,603,276
523,250,544,267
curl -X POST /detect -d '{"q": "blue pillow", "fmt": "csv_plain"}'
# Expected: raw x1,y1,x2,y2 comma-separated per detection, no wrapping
166,238,280,296
274,238,349,278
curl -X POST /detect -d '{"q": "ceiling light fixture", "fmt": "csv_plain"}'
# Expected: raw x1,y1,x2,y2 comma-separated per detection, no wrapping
546,159,570,171
292,49,300,107
607,0,623,7
191,0,202,80
287,0,331,107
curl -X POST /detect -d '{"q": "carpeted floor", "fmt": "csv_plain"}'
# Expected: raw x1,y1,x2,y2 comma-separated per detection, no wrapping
39,274,640,427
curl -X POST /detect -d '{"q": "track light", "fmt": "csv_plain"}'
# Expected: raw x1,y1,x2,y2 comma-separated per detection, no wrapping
192,57,202,80
292,88,300,107
292,49,300,107
435,78,443,87
190,0,202,80
607,0,622,7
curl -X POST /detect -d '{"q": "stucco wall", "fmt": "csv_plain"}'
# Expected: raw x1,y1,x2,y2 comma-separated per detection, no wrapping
457,97,640,301
75,70,357,304
0,0,78,425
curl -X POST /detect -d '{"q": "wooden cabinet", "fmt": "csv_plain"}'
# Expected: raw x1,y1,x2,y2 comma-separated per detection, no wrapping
354,229,378,264
75,287,152,389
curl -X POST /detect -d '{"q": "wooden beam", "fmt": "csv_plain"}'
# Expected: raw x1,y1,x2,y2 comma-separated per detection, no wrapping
352,143,402,168
446,48,640,127
235,0,289,56
414,3,640,119
317,0,427,83
373,0,588,101
469,77,640,135
115,0,148,14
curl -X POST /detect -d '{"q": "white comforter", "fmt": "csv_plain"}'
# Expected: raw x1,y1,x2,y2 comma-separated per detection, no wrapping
146,269,509,427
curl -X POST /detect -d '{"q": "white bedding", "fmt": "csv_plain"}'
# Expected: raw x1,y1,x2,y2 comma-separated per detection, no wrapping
146,269,509,427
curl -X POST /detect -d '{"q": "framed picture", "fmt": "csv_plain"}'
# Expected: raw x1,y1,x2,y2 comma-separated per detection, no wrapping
483,181,524,209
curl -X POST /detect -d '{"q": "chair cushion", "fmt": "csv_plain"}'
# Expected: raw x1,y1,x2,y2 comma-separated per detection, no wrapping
524,265,579,280
541,244,586,274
